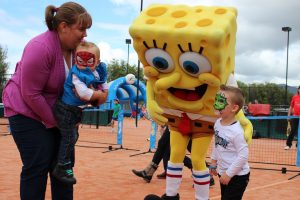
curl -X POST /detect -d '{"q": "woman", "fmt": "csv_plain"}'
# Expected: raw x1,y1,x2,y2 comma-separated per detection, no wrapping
2,2,98,200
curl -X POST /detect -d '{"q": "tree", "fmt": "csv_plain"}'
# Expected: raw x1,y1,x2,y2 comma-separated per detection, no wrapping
0,45,9,102
106,59,145,83
237,81,249,103
238,81,292,105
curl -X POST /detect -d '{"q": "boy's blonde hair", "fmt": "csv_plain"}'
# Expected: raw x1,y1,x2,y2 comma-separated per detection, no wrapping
220,84,245,113
77,41,100,60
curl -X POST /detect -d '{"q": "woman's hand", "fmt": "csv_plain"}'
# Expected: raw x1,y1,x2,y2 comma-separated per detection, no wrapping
89,88,108,107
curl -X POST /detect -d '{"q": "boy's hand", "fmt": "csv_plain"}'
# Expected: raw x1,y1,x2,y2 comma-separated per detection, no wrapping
209,165,218,176
210,168,218,176
219,173,231,185
89,89,108,106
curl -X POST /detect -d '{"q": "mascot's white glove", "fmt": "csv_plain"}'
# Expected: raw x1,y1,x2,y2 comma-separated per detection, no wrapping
147,100,168,125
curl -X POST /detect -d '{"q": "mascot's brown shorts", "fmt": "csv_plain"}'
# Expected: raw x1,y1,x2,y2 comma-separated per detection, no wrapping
164,114,214,139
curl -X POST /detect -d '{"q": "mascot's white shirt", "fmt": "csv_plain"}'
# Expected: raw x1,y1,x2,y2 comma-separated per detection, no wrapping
211,119,250,177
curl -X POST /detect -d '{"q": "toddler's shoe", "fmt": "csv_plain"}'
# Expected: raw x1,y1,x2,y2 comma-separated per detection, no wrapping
52,163,76,184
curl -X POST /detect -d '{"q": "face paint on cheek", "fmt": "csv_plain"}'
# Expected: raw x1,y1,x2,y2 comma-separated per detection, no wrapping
75,51,96,68
213,92,228,111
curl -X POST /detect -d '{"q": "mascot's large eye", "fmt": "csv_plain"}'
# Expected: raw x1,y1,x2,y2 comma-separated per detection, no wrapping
145,48,174,73
179,52,211,77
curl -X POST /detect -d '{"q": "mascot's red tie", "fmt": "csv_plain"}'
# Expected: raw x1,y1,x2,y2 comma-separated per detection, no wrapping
178,113,192,135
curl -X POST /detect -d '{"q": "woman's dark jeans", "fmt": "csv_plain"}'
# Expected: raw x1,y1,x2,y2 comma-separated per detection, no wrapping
9,114,74,200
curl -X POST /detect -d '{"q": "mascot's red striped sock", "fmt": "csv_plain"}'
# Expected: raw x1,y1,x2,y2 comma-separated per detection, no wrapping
166,161,183,197
193,169,210,200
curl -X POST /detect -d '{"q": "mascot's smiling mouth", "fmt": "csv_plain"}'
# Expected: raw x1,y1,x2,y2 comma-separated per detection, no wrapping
168,84,208,101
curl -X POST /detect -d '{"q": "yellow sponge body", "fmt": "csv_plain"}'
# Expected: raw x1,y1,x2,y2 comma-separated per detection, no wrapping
129,4,238,117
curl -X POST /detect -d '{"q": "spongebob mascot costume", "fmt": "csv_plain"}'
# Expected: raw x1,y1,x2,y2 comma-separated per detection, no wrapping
129,4,253,200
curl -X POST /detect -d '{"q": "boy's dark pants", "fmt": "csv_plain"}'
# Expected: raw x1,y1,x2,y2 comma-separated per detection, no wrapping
220,172,250,200
53,99,82,164
9,114,74,200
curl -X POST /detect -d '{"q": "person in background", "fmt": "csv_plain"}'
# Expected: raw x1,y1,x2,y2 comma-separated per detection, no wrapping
284,86,300,150
141,104,149,120
110,99,121,132
132,126,192,182
2,2,94,199
131,102,142,119
209,85,250,200
52,41,108,184
132,126,215,186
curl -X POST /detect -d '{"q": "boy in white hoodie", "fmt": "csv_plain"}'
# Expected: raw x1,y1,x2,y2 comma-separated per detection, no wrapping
210,85,250,200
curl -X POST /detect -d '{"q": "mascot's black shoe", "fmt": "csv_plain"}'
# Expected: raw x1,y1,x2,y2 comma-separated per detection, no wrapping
144,194,180,200
144,194,163,200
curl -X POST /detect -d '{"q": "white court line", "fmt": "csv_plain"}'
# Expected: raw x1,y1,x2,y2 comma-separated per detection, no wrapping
209,178,298,200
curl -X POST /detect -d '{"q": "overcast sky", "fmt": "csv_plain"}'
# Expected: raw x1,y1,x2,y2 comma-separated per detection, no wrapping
0,0,299,86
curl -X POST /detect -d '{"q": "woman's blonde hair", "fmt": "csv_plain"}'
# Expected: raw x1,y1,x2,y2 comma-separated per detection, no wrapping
45,2,92,31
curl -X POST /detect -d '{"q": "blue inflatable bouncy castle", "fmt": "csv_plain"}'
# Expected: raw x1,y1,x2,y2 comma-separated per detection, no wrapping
100,74,147,116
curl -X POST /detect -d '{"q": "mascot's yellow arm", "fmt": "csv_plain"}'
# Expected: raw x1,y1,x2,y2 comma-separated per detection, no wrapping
236,110,253,145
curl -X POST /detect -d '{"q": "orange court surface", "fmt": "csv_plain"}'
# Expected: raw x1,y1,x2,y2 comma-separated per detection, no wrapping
0,117,300,200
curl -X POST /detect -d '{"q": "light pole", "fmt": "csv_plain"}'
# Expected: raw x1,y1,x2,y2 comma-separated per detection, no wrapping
125,39,131,74
282,26,292,105
134,0,143,127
